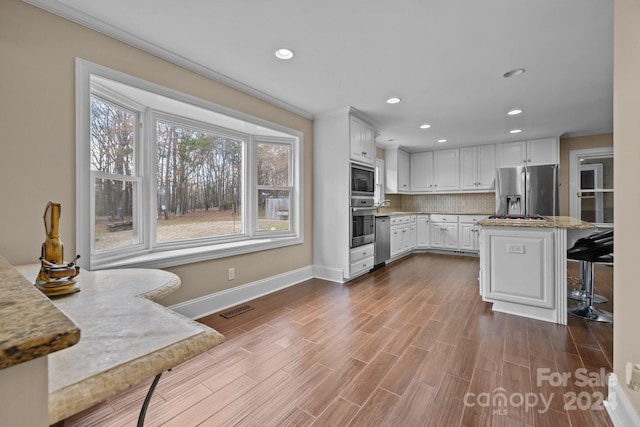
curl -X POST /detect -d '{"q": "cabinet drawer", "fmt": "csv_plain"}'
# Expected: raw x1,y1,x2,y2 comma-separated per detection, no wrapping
350,244,374,263
458,215,487,223
350,256,374,277
430,214,458,223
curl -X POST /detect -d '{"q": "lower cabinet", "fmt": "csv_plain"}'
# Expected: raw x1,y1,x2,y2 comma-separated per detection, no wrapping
390,215,416,258
349,243,374,277
429,215,459,250
416,215,430,248
458,215,484,252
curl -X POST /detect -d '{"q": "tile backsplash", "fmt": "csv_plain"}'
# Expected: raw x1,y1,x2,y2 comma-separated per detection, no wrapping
380,193,495,214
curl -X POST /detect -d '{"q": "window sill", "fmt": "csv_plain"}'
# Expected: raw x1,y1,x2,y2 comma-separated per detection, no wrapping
89,235,303,270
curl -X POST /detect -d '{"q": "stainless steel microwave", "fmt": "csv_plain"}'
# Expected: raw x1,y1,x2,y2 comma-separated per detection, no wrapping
351,163,375,197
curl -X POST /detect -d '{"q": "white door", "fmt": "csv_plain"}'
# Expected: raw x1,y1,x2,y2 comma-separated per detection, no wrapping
498,141,526,167
459,147,478,190
477,144,496,189
416,215,430,247
527,138,558,165
442,223,459,249
430,223,444,248
459,223,475,251
433,149,459,191
411,151,434,191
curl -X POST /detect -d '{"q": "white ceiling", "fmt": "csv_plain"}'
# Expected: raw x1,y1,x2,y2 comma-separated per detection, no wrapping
29,0,613,151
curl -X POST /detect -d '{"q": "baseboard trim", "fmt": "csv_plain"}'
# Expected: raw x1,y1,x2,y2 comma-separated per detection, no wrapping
170,265,317,320
605,373,640,427
311,264,344,283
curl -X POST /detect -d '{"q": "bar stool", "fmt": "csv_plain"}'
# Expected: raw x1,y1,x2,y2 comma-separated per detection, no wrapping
567,239,613,323
567,230,612,303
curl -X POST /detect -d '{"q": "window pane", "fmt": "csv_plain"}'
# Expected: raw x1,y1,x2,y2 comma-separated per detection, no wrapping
580,156,613,190
90,97,136,175
94,178,138,250
580,192,613,224
156,120,243,242
257,143,290,186
258,189,290,232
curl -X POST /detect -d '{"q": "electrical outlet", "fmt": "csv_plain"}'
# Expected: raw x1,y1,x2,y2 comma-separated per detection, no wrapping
228,267,235,281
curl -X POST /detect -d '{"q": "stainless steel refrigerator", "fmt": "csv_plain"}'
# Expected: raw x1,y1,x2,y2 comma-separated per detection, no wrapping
495,165,559,216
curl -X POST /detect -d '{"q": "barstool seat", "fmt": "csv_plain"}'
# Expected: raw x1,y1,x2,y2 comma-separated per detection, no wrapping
567,230,612,305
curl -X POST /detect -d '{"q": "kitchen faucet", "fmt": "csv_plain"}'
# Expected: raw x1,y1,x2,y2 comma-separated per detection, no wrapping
375,199,391,212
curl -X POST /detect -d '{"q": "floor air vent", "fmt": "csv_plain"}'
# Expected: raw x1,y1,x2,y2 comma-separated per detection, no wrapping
219,305,255,319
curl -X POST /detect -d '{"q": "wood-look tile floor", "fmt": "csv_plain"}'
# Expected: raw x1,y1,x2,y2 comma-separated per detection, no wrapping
65,253,614,427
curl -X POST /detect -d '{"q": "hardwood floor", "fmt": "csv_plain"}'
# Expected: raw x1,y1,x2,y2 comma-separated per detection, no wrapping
65,253,614,426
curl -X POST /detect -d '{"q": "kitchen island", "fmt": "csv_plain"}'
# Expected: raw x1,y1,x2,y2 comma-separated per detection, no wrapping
476,216,596,324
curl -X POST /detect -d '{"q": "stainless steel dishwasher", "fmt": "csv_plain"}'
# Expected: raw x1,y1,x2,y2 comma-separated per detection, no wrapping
374,216,390,267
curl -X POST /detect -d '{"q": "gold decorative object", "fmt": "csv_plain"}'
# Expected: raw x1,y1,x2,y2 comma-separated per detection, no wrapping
36,202,81,296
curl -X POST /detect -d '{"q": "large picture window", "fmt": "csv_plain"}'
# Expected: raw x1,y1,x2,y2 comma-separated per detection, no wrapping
77,59,303,269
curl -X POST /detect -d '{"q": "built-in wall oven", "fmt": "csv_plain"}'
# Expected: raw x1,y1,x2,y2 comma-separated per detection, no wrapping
350,163,375,248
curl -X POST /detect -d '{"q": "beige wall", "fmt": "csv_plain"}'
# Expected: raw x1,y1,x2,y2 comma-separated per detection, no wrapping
614,0,640,415
0,0,313,306
558,133,613,215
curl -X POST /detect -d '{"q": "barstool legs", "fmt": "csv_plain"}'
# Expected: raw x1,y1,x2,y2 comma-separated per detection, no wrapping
568,261,613,323
568,260,608,303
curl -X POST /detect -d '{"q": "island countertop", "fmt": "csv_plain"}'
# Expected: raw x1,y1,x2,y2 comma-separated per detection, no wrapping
0,256,80,371
14,263,225,425
475,215,597,229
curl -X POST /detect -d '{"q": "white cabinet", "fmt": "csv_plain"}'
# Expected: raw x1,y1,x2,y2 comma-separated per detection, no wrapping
411,151,434,191
390,215,416,258
460,144,496,190
416,215,430,248
411,149,459,192
429,215,459,249
349,243,375,277
480,228,555,310
433,149,459,191
385,147,411,193
349,115,375,165
497,137,558,167
458,215,484,252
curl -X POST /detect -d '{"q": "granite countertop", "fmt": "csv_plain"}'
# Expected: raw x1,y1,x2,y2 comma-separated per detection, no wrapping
0,257,80,371
475,215,597,229
14,264,225,425
375,211,492,217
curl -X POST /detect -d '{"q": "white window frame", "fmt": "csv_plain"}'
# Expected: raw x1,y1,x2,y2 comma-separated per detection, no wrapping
374,158,385,206
76,59,303,270
569,147,613,227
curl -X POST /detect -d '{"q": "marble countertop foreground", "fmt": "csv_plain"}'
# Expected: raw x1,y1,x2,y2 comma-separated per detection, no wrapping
15,264,225,425
0,256,80,370
475,215,597,229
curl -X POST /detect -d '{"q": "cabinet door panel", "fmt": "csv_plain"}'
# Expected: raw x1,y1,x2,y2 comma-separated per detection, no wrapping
430,223,444,248
443,223,459,249
410,151,433,191
416,216,430,247
459,223,475,250
459,147,478,190
527,137,558,165
477,144,496,189
498,141,526,167
433,149,459,191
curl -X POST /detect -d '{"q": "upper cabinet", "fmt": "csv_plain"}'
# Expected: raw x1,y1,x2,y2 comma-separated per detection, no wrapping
410,151,434,191
349,115,375,166
411,149,459,192
385,147,411,193
497,137,558,167
460,144,496,191
433,149,460,191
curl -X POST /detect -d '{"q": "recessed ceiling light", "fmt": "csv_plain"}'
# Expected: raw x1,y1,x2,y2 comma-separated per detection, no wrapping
507,109,523,116
388,139,395,142
437,139,447,143
275,48,294,60
386,97,401,104
510,129,522,134
503,68,526,78
420,124,431,129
